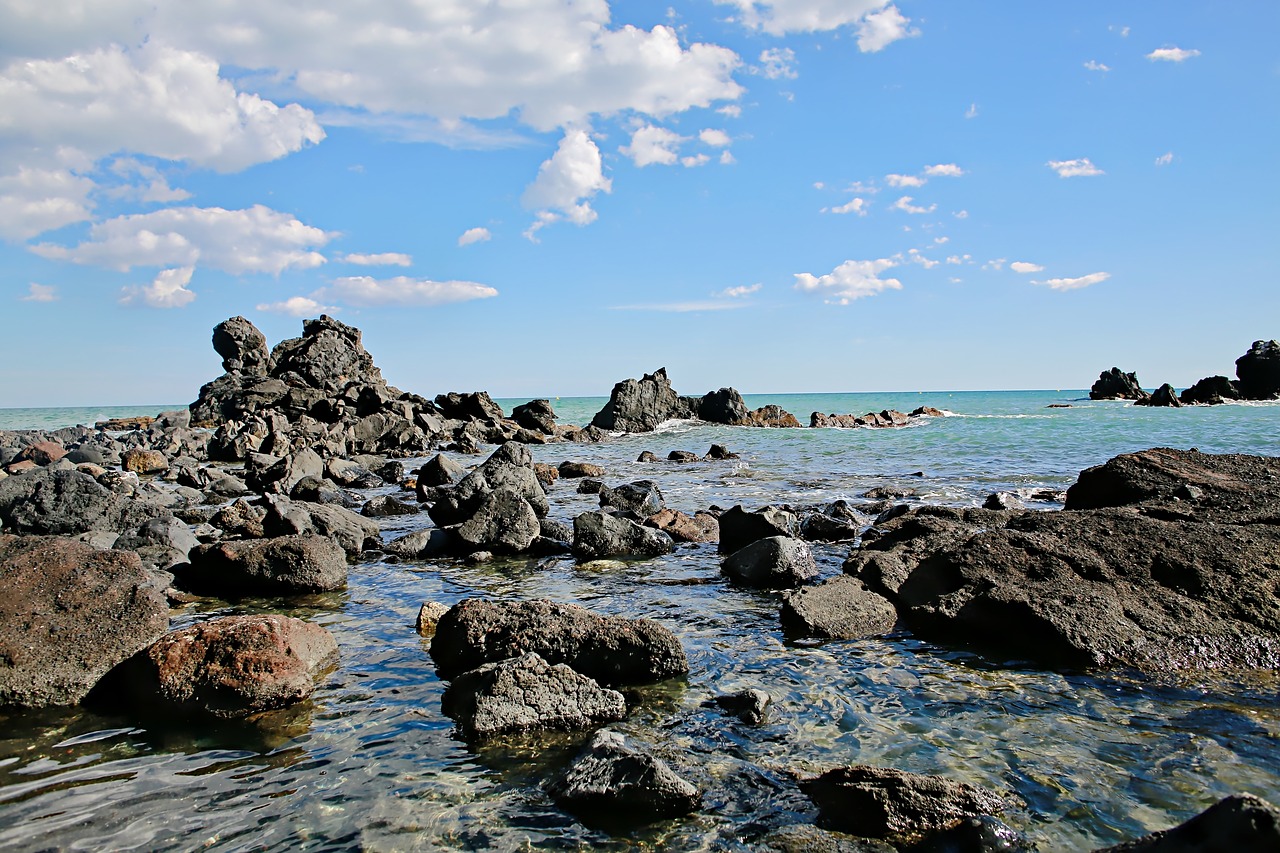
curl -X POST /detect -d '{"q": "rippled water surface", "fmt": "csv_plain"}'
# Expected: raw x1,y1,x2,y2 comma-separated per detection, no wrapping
2,392,1278,850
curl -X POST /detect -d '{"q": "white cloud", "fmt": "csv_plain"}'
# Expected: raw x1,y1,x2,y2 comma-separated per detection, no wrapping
256,296,338,317
983,258,1007,271
953,209,969,219
340,252,413,266
1084,60,1111,72
794,257,902,304
907,249,938,269
923,163,965,178
1010,261,1044,273
0,165,95,240
622,125,684,167
758,47,797,80
933,236,949,245
718,0,892,36
34,204,332,274
1155,152,1174,167
120,266,196,308
1146,47,1201,63
1047,158,1104,178
965,102,979,119
893,195,936,214
104,158,191,204
20,283,58,302
886,173,926,188
699,128,732,147
457,228,492,247
1032,271,1110,291
1110,25,1131,38
522,130,611,235
719,150,736,165
823,197,868,215
856,5,920,52
682,154,711,168
316,276,498,307
719,283,762,298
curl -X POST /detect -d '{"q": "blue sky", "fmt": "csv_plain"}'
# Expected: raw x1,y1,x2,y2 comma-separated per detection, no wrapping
3,1,1277,406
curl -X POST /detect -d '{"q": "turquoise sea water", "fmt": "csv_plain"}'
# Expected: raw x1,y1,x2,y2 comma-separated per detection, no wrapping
1,391,1278,850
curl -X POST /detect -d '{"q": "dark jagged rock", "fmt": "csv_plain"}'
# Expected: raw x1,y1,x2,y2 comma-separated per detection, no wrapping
270,315,383,394
722,536,817,588
591,368,695,432
212,316,270,376
706,444,738,460
781,576,898,639
418,453,467,489
440,652,626,738
511,399,557,434
810,410,917,428
901,815,1031,852
1090,367,1150,401
0,535,169,708
434,391,505,422
718,505,798,555
1180,375,1241,406
428,442,548,527
982,491,1025,511
455,488,541,554
573,510,675,560
1134,383,1182,407
360,495,418,518
547,730,700,825
801,766,1008,841
1236,339,1280,399
711,688,771,724
263,497,380,556
799,511,862,542
757,825,895,853
1094,793,1280,852
113,516,201,572
430,598,688,684
698,387,750,425
667,450,700,463
599,480,665,517
0,468,157,535
182,534,348,595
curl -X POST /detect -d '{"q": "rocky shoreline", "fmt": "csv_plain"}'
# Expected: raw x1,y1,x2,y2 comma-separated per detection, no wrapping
2,315,1278,849
1089,339,1280,406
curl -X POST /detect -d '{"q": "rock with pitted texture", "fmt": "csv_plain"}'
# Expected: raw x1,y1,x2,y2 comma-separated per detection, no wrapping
722,536,817,589
781,576,898,639
0,468,157,535
547,730,700,825
182,534,348,595
591,368,696,433
572,510,675,560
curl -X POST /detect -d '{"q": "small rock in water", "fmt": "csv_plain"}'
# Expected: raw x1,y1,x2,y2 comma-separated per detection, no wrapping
667,450,700,463
416,601,450,635
721,536,817,589
711,688,772,724
982,492,1024,511
547,730,700,826
706,444,739,460
637,451,659,463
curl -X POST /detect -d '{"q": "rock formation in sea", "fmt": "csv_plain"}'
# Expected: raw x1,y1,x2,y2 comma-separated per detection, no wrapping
1089,367,1150,401
1235,339,1280,399
590,368,804,432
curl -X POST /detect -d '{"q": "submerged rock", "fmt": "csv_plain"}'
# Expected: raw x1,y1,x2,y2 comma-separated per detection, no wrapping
711,688,772,725
599,480,665,517
547,730,700,825
781,576,898,639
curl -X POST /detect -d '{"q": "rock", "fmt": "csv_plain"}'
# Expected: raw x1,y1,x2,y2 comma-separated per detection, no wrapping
910,406,946,418
428,442,548,526
757,825,895,853
325,458,382,488
746,405,802,428
718,505,798,555
721,536,818,589
270,314,383,394
206,474,251,500
113,516,201,572
430,598,688,684
441,652,626,738
706,444,739,460
637,451,660,463
533,462,558,486
418,453,468,489
982,492,1025,511
711,688,771,724
1135,383,1182,407
577,478,605,494
16,441,67,466
901,816,1031,852
667,450,700,463
781,576,898,639
121,448,169,474
799,512,861,542
573,510,675,560
64,446,106,465
547,730,700,824
801,766,1008,841
1236,339,1280,400
539,517,574,544
864,486,916,500
416,601,450,635
247,447,324,495
0,535,169,707
0,468,155,535
361,495,419,518
456,488,541,554
559,460,606,479
386,528,457,560
1090,367,1150,401
127,615,337,717
1180,375,1241,406
511,399,557,434
212,315,270,376
599,480,665,517
291,475,358,507
263,497,381,556
645,508,719,543
182,534,348,594
1094,793,1280,852
698,387,750,425
434,391,505,421
591,368,695,433
209,498,266,538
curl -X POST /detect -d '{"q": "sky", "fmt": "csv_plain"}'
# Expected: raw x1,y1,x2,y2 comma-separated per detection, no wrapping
3,1,1278,406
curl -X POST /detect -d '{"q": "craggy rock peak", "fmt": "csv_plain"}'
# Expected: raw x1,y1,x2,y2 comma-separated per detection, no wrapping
845,448,1280,672
211,316,269,376
590,369,803,433
1235,339,1280,399
269,314,383,393
1089,368,1149,401
1180,375,1241,405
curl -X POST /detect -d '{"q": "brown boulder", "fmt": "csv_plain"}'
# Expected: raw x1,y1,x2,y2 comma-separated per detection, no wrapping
122,448,169,474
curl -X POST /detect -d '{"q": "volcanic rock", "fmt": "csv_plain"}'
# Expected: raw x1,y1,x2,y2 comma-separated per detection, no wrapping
591,368,695,433
1095,793,1280,852
1180,375,1241,406
1236,339,1280,399
212,315,270,376
428,442,548,527
547,730,700,825
721,536,817,589
182,534,348,595
0,468,156,535
718,505,798,555
1134,383,1182,407
781,576,899,639
1090,367,1150,401
558,460,606,479
455,488,541,554
573,510,675,560
645,508,719,543
599,480,665,517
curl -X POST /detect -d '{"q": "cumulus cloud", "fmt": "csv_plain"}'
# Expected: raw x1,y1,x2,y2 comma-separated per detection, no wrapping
1047,158,1104,178
856,5,920,52
682,154,711,168
621,125,684,167
700,128,732,147
1032,271,1110,291
316,276,498,307
0,165,95,240
886,173,926,188
34,204,332,274
893,196,936,214
719,0,916,46
907,249,938,269
256,296,339,317
120,266,196,308
103,158,191,204
522,130,611,236
340,252,413,266
823,198,868,215
1084,60,1111,72
794,257,902,304
719,283,762,298
719,150,736,165
1155,152,1174,167
458,227,492,247
1010,261,1044,273
758,47,797,80
20,283,58,302
1146,47,1201,62
923,163,965,178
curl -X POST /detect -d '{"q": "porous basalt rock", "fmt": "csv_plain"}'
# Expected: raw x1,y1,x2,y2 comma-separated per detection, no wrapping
1090,367,1150,401
591,368,696,432
182,534,348,595
547,730,700,825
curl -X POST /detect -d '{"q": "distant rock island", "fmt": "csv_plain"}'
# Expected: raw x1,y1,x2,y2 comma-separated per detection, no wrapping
1090,339,1280,406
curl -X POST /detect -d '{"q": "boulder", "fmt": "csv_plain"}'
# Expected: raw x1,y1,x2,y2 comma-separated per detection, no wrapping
127,614,337,717
559,460,606,479
590,368,695,433
801,766,1008,841
667,450,700,463
291,475,358,507
718,505,798,555
263,497,381,556
113,515,201,572
1180,375,1241,406
360,495,419,518
721,536,818,589
434,391,505,421
211,315,270,376
1235,339,1280,399
799,511,862,542
1095,793,1280,852
386,528,458,560
441,652,626,738
711,688,772,725
0,468,155,535
247,447,325,495
547,730,700,825
416,601,450,635
706,444,738,460
121,448,169,474
982,491,1025,511
0,535,169,707
325,458,382,488
16,441,67,466
746,405,802,428
573,511,675,560
182,534,348,594
430,598,688,684
1090,367,1150,401
428,442,548,526
1134,383,1182,407
418,453,468,489
511,399,557,434
599,480,665,517
698,388,750,425
455,488,541,554
781,576,898,639
645,508,719,543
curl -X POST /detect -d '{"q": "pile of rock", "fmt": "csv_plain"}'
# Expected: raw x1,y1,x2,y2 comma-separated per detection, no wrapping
1091,338,1280,407
811,407,944,428
590,369,801,432
1089,367,1150,401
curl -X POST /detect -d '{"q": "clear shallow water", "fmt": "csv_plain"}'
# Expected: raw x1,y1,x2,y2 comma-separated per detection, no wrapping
1,391,1278,851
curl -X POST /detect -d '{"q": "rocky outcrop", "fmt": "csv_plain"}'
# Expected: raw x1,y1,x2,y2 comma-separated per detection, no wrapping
430,599,688,685
810,409,927,428
746,404,802,428
591,368,695,432
1180,375,1241,406
1134,383,1181,407
182,535,348,595
212,315,270,376
0,535,169,707
0,468,157,535
440,652,626,738
781,576,898,639
1235,339,1280,399
718,505,798,555
428,442,548,527
1090,368,1150,401
801,766,1008,841
511,399,557,434
1095,793,1280,852
572,510,675,560
697,388,750,424
547,730,700,825
721,536,817,588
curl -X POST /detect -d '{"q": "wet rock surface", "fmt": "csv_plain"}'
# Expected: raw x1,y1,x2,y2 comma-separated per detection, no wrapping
182,535,348,595
1093,793,1280,852
547,730,700,825
781,576,899,639
721,535,817,589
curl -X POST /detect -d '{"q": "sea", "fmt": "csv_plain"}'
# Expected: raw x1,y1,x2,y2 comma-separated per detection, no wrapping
1,390,1277,850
